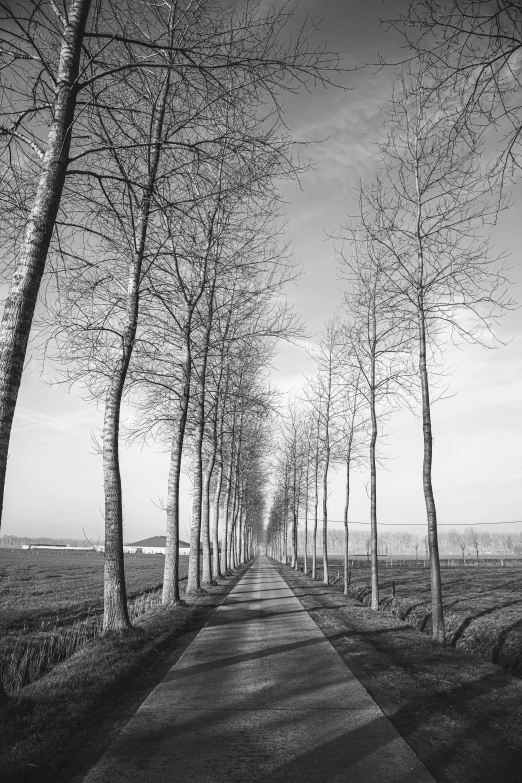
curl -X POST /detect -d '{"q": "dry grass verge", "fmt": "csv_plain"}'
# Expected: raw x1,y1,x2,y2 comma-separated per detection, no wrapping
1,585,166,693
0,565,250,783
0,551,193,694
275,560,522,783
309,559,522,672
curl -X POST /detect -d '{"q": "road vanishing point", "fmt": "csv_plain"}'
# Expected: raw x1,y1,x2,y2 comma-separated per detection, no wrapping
82,556,434,782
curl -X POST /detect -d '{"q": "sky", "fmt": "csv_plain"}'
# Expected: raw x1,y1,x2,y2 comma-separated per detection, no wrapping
2,0,522,543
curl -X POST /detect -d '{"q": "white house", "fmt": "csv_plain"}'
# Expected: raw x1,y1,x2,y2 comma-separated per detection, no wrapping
124,536,191,555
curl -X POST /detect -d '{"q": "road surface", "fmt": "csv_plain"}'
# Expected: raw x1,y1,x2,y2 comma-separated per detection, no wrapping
82,556,435,783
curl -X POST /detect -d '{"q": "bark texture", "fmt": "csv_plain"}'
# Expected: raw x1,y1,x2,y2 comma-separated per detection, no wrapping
221,439,235,575
322,457,329,585
211,462,223,579
303,459,310,575
419,311,445,644
186,427,204,593
201,446,216,585
186,293,214,593
343,443,351,595
369,384,379,611
0,0,91,528
312,441,319,579
102,372,131,631
162,435,182,605
163,335,191,604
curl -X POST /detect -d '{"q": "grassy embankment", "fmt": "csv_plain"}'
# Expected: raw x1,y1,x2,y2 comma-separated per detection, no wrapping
301,556,522,671
0,549,249,782
0,549,187,690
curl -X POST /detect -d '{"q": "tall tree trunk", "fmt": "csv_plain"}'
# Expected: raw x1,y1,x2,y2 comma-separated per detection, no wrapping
221,440,235,575
292,465,298,569
419,310,445,644
229,485,238,569
293,505,298,569
283,511,288,565
283,466,289,565
210,372,227,580
241,501,245,565
322,366,332,586
303,458,310,575
0,0,92,548
228,464,239,570
237,495,243,565
201,445,217,585
211,461,223,579
238,498,244,564
243,508,249,562
162,433,183,606
186,322,213,593
312,442,319,579
162,339,192,605
293,455,303,571
343,442,352,596
233,477,242,566
369,382,379,611
102,368,131,631
187,424,204,594
239,502,245,563
221,464,232,574
322,454,329,585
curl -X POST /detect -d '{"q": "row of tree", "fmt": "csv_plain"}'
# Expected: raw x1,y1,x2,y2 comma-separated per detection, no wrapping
293,528,522,559
267,0,521,646
0,0,338,699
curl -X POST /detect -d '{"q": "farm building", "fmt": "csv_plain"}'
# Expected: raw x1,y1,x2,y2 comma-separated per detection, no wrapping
124,536,191,555
22,544,103,552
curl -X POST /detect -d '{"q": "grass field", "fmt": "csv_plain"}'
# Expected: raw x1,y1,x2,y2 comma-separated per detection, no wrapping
0,549,190,692
299,556,522,671
0,549,188,632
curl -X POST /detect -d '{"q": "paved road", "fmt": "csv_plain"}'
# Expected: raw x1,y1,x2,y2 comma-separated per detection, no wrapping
82,556,434,783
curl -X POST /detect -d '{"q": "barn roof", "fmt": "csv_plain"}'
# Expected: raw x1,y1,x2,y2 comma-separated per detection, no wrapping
126,536,190,548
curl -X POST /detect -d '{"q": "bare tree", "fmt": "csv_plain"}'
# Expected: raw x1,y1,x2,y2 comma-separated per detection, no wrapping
466,526,481,566
304,321,346,585
0,0,339,535
395,1,522,181
279,402,308,570
336,364,367,594
340,243,413,611
350,67,511,642
306,387,323,580
37,0,338,632
301,413,314,575
45,42,204,628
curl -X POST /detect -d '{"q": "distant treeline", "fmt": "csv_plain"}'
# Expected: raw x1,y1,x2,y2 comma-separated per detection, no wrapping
0,536,90,549
298,528,522,556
